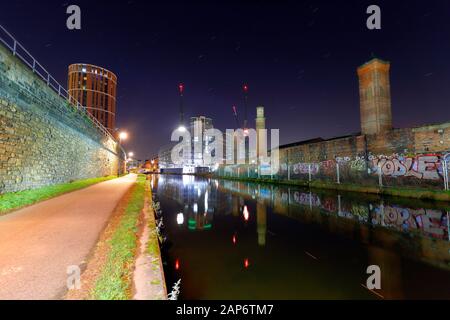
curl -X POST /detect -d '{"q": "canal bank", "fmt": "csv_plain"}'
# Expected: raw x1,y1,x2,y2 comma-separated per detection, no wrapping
133,177,167,300
194,173,450,202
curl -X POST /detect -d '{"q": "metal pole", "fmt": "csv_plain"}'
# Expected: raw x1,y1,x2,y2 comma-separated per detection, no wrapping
445,160,450,190
288,162,291,181
443,160,448,191
443,161,446,190
378,163,383,188
442,161,446,190
336,162,340,184
117,137,122,177
308,164,312,182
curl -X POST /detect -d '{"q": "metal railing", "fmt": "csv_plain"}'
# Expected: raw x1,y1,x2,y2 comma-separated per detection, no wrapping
0,24,116,143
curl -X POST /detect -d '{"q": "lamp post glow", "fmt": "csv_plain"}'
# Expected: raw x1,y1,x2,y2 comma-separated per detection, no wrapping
128,152,134,158
118,131,128,177
119,132,128,141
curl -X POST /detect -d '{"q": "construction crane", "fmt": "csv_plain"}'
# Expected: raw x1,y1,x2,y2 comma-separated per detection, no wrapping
232,105,240,129
178,83,186,132
242,84,249,135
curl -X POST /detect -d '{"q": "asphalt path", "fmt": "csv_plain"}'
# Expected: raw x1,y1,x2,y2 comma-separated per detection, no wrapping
0,174,137,300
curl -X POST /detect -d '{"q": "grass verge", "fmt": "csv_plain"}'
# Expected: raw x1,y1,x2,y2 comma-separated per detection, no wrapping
91,175,146,300
0,175,117,215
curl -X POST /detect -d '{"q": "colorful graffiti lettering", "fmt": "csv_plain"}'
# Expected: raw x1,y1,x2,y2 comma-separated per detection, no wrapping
370,154,444,180
292,163,319,175
350,157,367,172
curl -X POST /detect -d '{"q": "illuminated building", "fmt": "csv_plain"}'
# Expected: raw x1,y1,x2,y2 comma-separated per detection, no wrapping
190,116,214,169
68,63,117,133
357,58,392,135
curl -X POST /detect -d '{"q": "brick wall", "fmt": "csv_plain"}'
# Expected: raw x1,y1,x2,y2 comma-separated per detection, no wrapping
276,124,450,189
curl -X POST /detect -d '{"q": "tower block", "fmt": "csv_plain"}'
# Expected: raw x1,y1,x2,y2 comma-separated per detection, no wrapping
357,58,393,135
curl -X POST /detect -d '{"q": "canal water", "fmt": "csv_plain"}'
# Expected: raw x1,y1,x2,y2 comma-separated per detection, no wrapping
151,174,450,300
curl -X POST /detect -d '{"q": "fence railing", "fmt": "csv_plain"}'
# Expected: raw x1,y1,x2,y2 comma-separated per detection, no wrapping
0,24,116,143
217,157,450,192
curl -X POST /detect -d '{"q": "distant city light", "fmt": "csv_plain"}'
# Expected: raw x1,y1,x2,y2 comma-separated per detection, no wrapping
128,152,134,157
243,205,249,221
232,234,237,245
244,258,250,269
175,259,180,271
119,131,128,140
177,213,184,225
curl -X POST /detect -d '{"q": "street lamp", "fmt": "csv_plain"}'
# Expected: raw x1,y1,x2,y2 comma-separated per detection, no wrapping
118,131,128,177
128,152,134,158
119,131,128,141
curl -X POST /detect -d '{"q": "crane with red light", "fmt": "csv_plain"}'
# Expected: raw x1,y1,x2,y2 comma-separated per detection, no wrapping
178,83,186,132
242,84,249,133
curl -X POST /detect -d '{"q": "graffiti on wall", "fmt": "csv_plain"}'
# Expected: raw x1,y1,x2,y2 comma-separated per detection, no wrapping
369,154,445,180
285,153,448,181
291,163,319,175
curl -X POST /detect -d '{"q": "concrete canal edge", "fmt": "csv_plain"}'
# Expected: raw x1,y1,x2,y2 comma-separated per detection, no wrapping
196,174,450,203
132,176,167,300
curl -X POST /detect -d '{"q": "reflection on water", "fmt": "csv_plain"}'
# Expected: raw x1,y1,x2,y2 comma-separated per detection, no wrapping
153,174,450,300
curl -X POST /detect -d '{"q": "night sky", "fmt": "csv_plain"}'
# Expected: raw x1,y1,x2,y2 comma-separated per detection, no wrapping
1,0,450,159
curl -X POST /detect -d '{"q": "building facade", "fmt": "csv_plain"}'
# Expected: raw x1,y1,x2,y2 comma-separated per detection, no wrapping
190,116,214,168
68,64,117,133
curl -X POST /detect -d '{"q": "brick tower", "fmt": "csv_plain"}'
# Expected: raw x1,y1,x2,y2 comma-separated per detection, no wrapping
357,58,392,135
255,106,266,159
